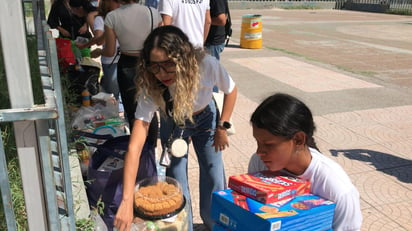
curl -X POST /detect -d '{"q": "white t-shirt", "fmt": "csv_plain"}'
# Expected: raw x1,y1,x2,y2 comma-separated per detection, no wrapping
94,16,119,64
248,148,362,231
105,4,162,53
159,0,210,48
135,54,235,122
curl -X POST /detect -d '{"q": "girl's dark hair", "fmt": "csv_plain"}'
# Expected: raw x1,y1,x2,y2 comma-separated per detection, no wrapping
69,0,96,12
251,93,318,150
118,0,139,3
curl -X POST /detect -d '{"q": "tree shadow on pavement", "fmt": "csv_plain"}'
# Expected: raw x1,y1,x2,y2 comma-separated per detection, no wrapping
330,149,412,184
225,44,240,49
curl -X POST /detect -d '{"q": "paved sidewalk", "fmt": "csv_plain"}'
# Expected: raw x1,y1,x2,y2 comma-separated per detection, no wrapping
191,9,412,231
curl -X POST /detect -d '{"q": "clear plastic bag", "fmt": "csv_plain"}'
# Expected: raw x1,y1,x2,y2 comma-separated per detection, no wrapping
92,211,108,231
71,93,126,134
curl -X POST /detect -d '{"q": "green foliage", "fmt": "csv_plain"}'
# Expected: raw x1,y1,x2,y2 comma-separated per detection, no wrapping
75,197,105,231
23,2,33,18
26,35,44,105
75,217,95,231
61,71,82,108
0,158,28,231
0,39,10,109
0,35,43,108
0,124,16,161
386,8,412,16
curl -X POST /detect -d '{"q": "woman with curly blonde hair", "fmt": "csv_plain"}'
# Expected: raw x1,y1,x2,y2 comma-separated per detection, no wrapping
114,25,237,231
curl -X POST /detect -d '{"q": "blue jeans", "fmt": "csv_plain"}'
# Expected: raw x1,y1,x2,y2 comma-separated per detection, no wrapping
160,100,226,230
205,43,225,93
101,63,119,100
145,0,158,8
205,43,225,61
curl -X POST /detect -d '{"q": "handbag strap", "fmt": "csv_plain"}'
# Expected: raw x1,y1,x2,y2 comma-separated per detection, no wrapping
108,47,120,68
148,6,154,31
224,0,232,46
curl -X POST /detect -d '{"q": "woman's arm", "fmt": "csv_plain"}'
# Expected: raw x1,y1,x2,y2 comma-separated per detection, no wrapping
47,3,71,38
57,26,71,38
102,26,117,57
161,14,172,25
78,22,88,35
86,11,98,34
204,10,212,42
76,29,104,49
114,119,150,231
220,86,237,123
211,12,226,26
94,29,105,46
213,86,237,151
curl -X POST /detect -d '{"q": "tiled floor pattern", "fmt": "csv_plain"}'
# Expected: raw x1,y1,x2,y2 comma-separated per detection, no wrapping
230,57,382,93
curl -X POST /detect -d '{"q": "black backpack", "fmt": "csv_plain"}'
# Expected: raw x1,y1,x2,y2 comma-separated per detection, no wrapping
224,0,232,46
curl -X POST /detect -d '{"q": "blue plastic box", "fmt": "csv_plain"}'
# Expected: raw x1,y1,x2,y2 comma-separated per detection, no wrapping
213,222,231,231
211,189,335,231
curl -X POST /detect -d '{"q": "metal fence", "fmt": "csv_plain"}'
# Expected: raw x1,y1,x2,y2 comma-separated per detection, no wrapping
1,0,76,230
224,0,412,13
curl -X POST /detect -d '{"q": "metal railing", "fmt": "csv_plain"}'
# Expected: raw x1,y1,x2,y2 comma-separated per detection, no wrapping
335,0,412,13
225,0,412,13
0,0,76,230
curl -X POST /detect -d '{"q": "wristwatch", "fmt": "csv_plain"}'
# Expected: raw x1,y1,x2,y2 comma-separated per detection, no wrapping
218,121,232,130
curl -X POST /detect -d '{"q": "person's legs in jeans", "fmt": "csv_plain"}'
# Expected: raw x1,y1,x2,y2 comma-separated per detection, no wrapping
166,153,193,230
205,43,225,92
191,101,225,229
161,101,225,230
101,63,120,100
161,115,193,231
144,0,158,8
205,43,225,61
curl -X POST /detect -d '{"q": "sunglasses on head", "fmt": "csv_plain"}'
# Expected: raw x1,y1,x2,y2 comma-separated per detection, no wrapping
147,60,176,74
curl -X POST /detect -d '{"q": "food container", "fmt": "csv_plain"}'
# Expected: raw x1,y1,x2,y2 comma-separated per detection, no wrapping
228,171,311,204
211,189,336,231
133,176,189,230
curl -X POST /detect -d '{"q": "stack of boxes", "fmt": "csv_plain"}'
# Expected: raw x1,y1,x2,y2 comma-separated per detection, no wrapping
211,171,336,231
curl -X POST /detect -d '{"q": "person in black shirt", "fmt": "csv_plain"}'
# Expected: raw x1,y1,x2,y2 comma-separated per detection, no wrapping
204,0,227,61
47,0,91,40
69,0,98,33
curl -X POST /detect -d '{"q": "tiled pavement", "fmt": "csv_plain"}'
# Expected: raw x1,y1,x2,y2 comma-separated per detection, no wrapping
191,9,412,231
